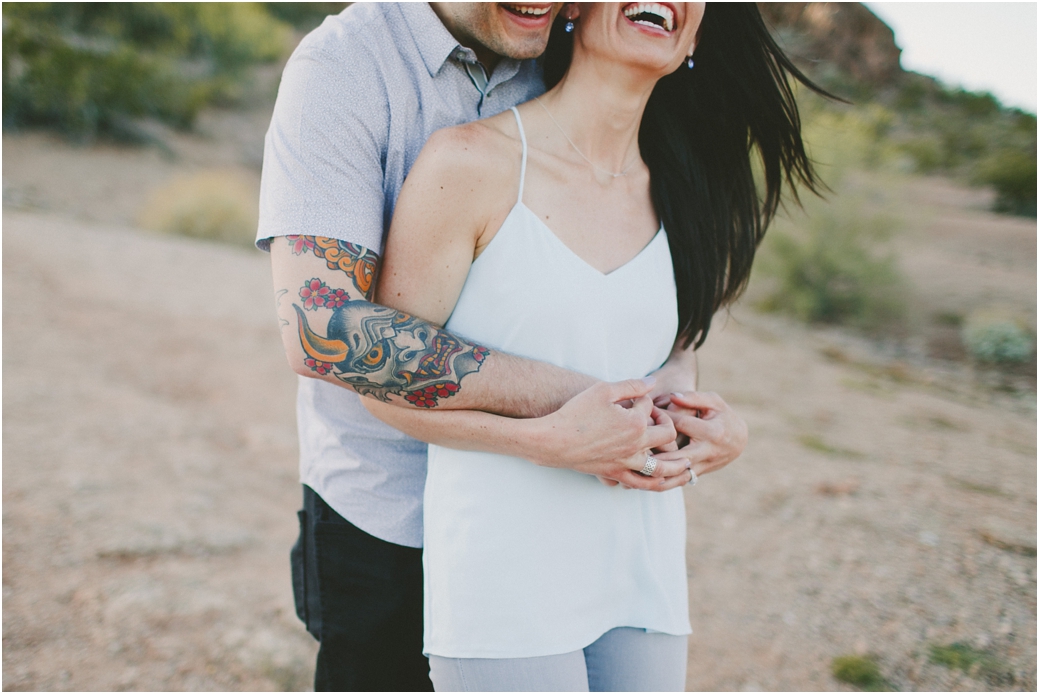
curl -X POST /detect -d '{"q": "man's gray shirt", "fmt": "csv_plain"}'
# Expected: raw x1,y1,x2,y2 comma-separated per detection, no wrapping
257,2,544,547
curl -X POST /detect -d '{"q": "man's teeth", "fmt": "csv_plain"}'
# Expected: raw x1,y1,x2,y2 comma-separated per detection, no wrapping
506,5,549,16
623,3,674,32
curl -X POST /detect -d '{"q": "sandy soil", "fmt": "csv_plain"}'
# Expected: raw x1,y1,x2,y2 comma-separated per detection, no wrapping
2,113,1036,691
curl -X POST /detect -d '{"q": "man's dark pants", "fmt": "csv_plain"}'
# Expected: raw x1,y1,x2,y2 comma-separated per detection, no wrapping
292,485,433,692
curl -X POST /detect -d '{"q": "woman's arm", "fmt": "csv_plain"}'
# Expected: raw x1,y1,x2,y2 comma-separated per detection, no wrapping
367,121,683,488
374,123,504,326
362,380,689,490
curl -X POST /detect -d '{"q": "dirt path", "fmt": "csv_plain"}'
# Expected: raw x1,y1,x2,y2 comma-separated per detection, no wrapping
3,211,316,690
689,310,1036,690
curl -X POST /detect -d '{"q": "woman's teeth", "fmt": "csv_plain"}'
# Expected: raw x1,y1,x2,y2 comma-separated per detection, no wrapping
504,4,550,17
623,3,675,32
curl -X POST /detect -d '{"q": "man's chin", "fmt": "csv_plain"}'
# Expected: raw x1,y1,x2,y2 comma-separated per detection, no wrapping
497,3,554,32
494,3,553,58
489,33,551,62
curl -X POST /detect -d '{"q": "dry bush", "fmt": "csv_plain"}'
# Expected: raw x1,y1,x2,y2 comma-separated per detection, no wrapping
138,169,259,248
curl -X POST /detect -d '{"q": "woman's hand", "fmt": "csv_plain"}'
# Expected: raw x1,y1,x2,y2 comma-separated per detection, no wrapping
651,391,748,479
531,378,690,491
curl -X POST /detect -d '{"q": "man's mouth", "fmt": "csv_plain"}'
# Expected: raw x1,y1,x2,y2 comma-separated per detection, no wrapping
501,4,551,19
622,3,675,32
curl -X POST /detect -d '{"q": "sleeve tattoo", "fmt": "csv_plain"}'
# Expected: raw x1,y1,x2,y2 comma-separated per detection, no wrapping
285,235,489,408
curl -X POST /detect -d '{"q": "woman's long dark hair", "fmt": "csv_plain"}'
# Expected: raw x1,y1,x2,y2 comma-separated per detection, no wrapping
542,5,836,348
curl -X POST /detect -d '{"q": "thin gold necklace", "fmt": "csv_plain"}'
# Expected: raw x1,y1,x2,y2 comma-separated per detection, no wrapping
534,97,639,178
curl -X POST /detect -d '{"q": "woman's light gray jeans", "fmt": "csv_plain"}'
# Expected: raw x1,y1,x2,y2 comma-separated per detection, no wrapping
428,627,688,692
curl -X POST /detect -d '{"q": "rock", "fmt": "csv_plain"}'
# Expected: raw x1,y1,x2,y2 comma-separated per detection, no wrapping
759,3,903,85
976,519,1037,556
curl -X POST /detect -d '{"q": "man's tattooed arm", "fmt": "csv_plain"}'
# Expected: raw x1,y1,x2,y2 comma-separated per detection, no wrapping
269,234,685,488
272,235,491,409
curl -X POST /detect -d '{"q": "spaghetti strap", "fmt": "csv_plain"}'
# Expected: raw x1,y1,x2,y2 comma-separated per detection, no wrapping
510,106,528,204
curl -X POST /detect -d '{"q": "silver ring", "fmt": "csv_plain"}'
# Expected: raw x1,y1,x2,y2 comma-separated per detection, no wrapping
638,456,657,476
688,468,698,486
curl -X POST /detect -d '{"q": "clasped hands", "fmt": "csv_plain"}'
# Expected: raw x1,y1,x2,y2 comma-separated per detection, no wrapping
537,376,747,491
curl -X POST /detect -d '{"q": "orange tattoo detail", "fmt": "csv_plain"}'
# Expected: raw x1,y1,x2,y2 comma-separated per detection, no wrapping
313,237,378,296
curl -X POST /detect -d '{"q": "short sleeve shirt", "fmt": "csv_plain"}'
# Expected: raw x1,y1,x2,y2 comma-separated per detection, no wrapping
256,2,545,548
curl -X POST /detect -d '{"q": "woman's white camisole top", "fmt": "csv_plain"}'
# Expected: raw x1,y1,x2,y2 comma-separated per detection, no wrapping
423,107,691,659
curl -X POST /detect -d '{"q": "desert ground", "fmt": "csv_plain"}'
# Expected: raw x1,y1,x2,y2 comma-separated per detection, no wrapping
3,95,1036,691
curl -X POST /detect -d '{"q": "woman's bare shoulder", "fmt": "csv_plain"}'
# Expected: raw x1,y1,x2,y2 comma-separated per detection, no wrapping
411,114,522,192
390,114,523,249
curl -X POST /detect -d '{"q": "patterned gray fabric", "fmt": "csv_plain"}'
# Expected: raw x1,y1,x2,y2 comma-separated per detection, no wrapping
256,2,544,548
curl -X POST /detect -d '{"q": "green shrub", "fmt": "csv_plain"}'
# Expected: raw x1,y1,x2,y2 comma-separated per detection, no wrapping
962,311,1034,365
974,150,1037,217
929,642,1014,686
801,67,1036,217
263,3,348,30
831,654,891,691
755,205,906,333
938,88,1002,118
2,3,292,139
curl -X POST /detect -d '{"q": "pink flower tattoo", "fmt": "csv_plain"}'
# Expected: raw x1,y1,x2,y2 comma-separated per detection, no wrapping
300,278,330,310
304,358,333,376
324,287,350,309
288,235,316,255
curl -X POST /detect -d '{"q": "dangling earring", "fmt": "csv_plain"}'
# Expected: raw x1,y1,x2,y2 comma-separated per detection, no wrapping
686,56,695,69
564,19,574,33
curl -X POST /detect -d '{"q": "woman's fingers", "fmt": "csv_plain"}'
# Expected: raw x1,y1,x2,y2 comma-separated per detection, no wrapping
654,467,696,492
652,393,672,409
644,455,689,478
669,410,712,438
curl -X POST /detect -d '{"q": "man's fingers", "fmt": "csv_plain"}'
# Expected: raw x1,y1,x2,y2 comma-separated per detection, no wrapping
604,376,656,404
630,394,655,422
642,420,677,451
651,406,671,425
654,439,680,453
670,390,725,411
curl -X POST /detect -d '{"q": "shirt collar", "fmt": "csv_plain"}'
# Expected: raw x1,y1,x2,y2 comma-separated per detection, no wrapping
397,2,526,88
397,2,462,77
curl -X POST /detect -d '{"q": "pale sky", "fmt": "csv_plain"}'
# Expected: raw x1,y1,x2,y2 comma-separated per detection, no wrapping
866,2,1037,113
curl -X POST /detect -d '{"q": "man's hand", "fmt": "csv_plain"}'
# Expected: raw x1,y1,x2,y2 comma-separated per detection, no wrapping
529,378,693,491
650,391,748,479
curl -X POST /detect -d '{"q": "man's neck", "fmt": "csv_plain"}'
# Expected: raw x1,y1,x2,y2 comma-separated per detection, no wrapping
470,47,501,75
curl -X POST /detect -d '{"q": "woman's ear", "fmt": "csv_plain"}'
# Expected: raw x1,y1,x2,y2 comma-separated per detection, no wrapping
562,2,580,21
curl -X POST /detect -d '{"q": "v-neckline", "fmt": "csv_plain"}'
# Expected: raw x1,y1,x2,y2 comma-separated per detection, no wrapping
515,202,664,279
